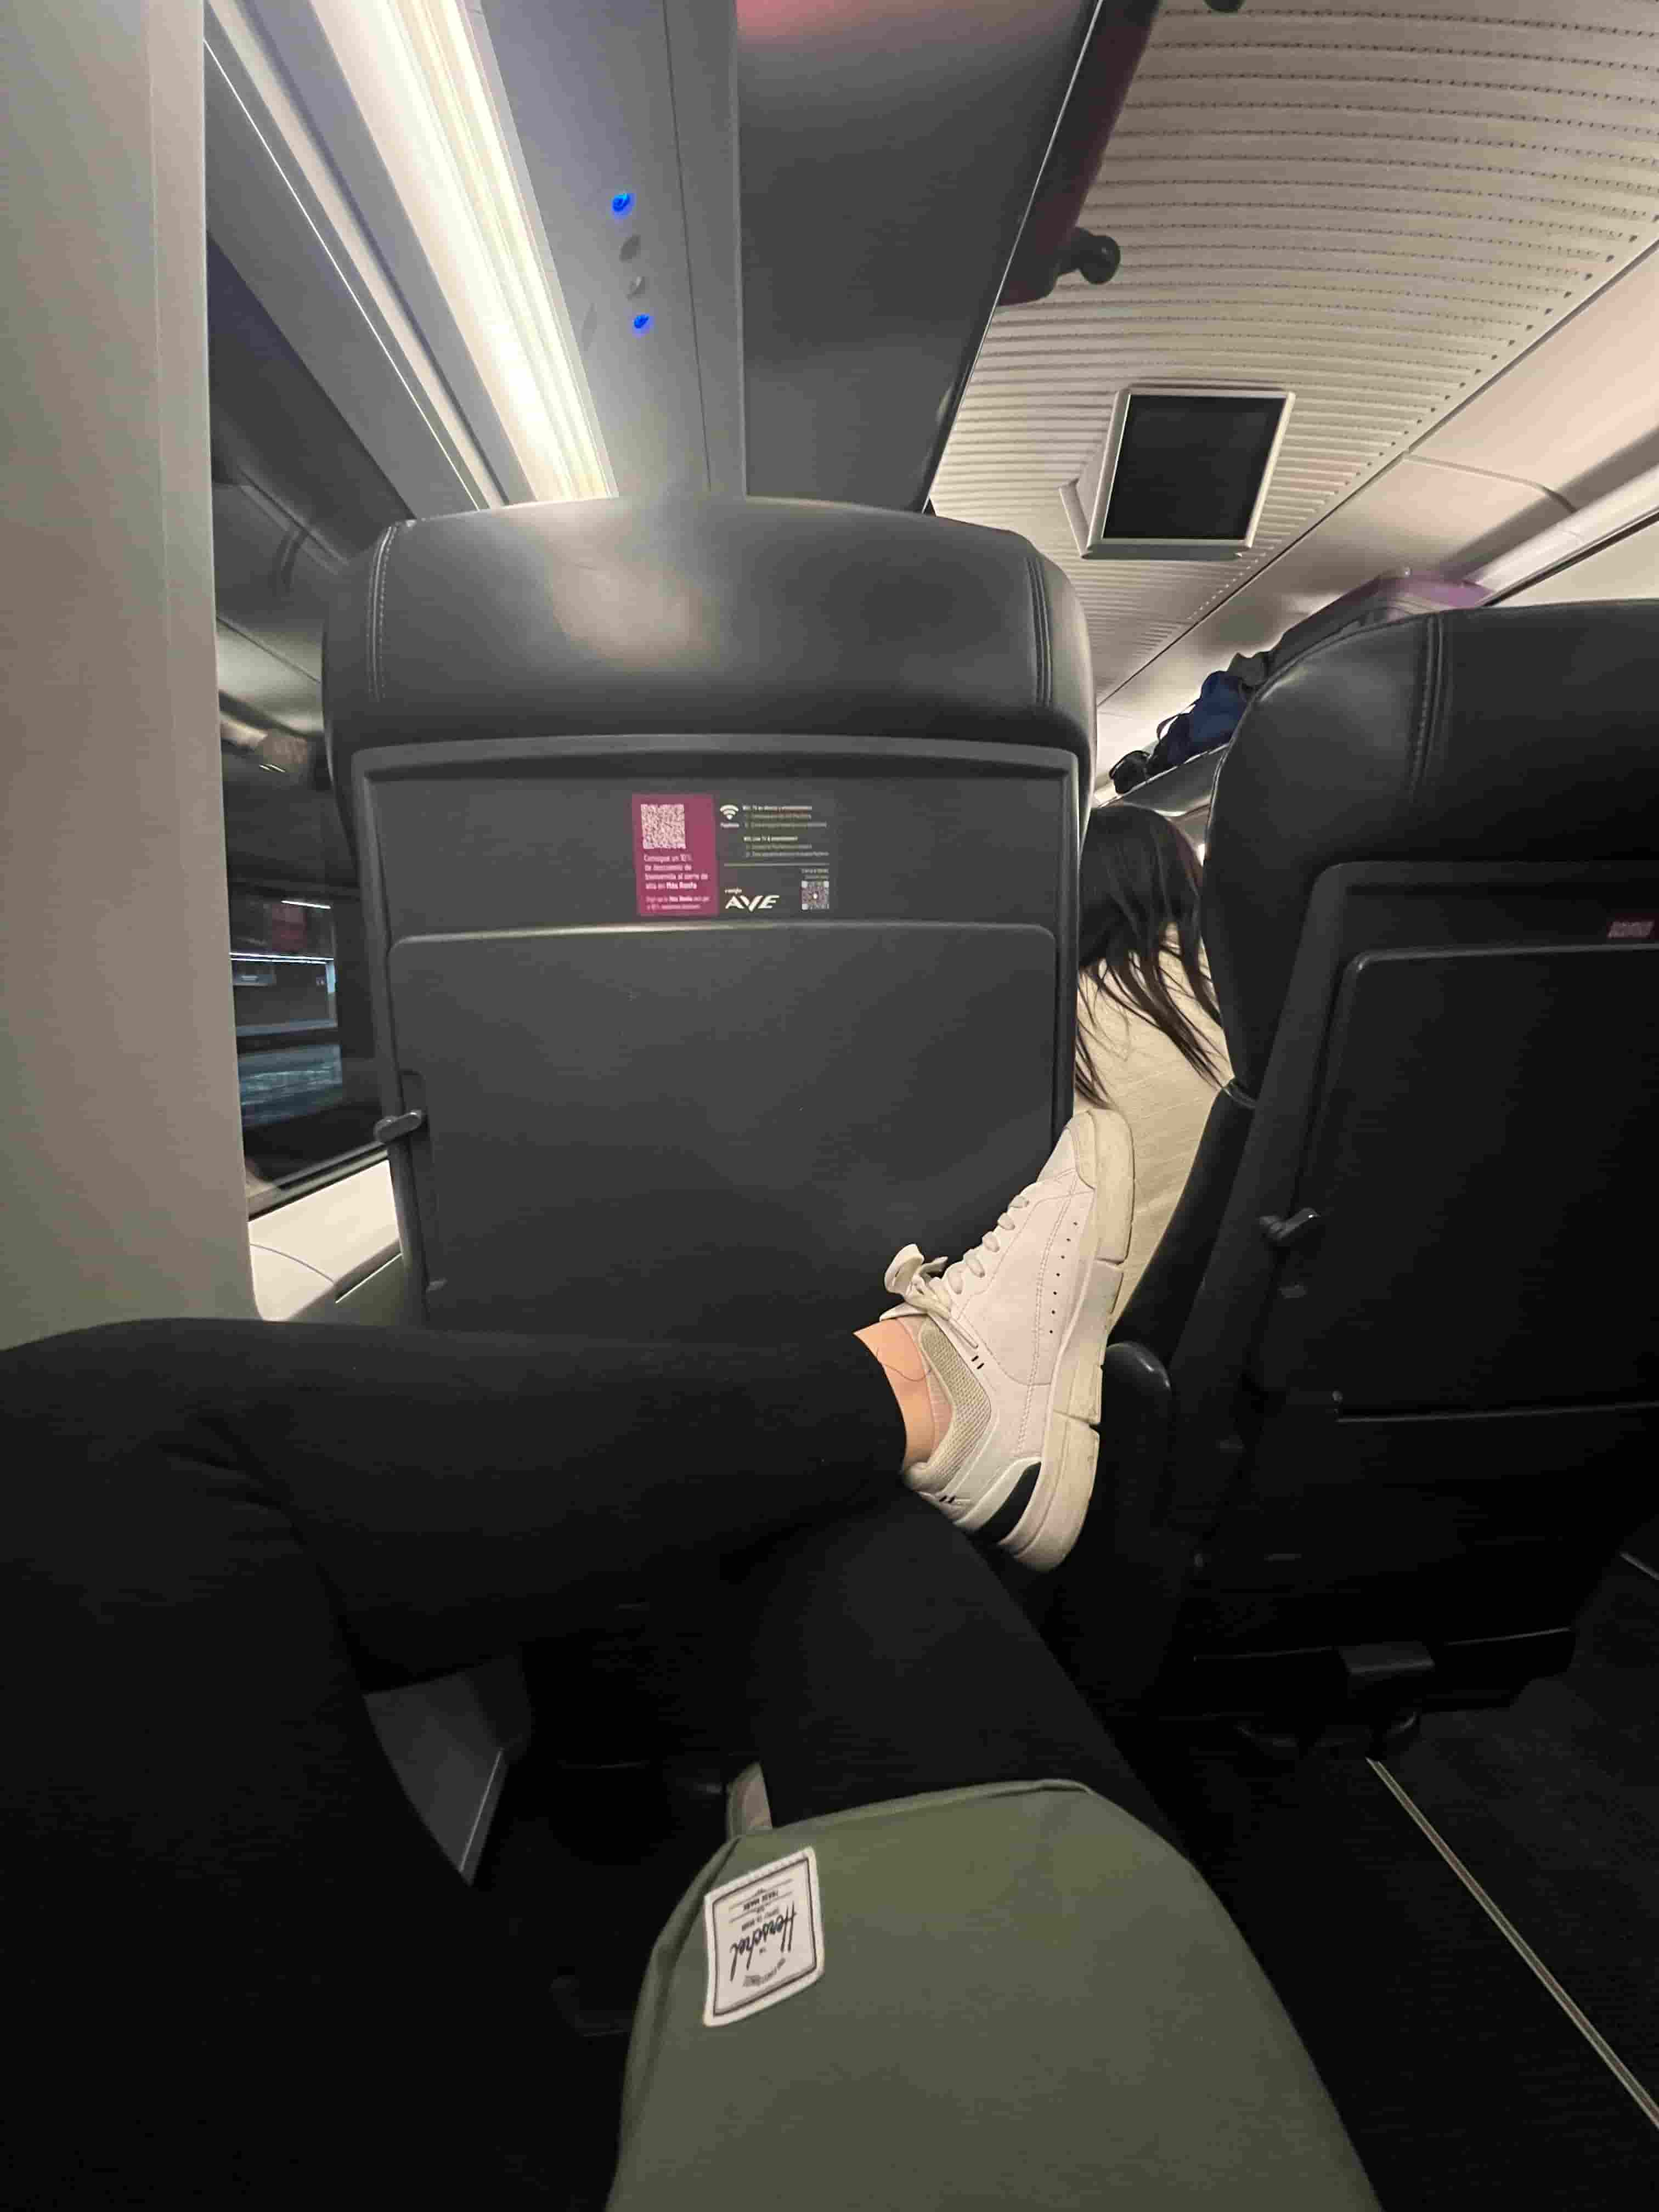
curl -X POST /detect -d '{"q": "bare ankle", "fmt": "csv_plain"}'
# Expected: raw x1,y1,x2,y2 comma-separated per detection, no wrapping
854,1319,935,1470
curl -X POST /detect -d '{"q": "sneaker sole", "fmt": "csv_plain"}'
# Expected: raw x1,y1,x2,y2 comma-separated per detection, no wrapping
1002,1112,1130,1571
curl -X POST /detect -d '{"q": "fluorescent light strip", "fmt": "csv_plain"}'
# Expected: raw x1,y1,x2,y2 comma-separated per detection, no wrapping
307,0,613,506
1472,458,1659,597
204,27,493,511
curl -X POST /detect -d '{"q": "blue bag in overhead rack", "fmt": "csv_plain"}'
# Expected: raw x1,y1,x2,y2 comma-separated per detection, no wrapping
1140,668,1249,783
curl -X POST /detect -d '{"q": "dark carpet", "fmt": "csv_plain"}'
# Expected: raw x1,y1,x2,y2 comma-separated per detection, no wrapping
1387,1558,1659,2106
1120,1555,1659,2209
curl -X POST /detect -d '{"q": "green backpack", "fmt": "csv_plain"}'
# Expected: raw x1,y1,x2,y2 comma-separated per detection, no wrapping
606,1778,1380,2209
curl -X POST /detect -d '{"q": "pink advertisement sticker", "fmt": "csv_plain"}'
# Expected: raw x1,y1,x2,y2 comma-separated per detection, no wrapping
631,793,718,918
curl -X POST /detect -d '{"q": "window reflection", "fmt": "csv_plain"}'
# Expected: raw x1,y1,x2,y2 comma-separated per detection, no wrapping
233,893,340,1124
229,883,378,1206
207,236,407,1211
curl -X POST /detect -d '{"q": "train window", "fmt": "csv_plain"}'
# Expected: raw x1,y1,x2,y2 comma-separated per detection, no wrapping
207,242,409,1214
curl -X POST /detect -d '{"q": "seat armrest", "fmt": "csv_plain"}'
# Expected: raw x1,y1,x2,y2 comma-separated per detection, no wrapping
1099,1340,1175,1526
1100,1337,1171,1427
1044,1342,1182,1704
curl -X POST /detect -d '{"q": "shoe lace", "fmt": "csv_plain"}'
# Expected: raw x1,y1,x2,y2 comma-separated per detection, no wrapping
884,1192,1034,1317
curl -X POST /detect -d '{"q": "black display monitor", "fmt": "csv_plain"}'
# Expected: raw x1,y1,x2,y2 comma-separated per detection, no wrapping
1063,388,1293,561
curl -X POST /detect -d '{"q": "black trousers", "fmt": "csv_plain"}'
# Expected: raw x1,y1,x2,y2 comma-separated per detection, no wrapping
2,1318,1175,2207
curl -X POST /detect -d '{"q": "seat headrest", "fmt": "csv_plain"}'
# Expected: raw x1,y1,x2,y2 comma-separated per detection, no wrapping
324,495,1092,845
1205,599,1659,1092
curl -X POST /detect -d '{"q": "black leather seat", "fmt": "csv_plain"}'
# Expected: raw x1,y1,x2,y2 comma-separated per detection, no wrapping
324,494,1093,1344
1052,599,1659,1743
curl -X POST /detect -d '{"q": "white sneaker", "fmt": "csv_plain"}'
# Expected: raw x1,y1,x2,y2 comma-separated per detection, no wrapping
882,1109,1133,1571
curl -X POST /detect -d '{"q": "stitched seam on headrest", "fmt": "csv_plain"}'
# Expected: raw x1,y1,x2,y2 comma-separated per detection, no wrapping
1404,616,1442,823
362,538,378,705
1041,563,1052,709
366,526,397,707
1026,551,1051,712
364,532,382,703
1421,616,1453,813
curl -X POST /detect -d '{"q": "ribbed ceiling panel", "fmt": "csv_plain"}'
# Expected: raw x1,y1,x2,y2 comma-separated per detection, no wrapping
930,0,1659,701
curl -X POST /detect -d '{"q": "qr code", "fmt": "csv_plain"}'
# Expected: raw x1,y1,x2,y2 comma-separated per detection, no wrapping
802,879,831,911
640,802,686,851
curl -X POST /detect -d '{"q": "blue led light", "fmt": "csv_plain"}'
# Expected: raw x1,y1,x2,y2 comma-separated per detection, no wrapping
632,312,653,332
610,191,634,217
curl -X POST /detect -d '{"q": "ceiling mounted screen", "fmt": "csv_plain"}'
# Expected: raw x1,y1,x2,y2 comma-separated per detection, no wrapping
1062,387,1293,563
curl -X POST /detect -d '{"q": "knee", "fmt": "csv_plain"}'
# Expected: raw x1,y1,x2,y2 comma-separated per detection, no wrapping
0,1318,213,1440
0,1322,256,1575
3,1316,223,1380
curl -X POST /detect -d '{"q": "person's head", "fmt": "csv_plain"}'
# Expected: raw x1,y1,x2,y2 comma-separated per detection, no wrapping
1075,803,1222,1107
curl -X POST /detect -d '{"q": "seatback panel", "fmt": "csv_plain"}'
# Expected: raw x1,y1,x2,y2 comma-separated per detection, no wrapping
354,733,1079,1338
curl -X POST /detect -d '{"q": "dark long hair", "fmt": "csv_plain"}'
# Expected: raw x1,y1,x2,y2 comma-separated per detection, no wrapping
1075,804,1223,1108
